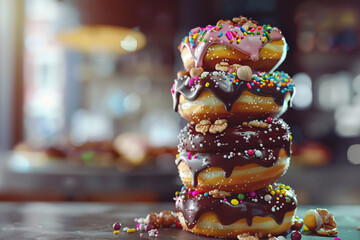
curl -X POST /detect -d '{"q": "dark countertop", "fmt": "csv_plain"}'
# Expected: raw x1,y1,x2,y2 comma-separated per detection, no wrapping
0,203,359,239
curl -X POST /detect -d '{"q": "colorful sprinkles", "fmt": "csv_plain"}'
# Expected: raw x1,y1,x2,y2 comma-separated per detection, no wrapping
182,22,278,49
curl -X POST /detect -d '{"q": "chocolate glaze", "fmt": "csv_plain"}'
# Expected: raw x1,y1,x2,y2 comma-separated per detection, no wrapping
178,118,291,153
176,148,286,187
172,71,294,113
175,118,291,187
175,183,297,229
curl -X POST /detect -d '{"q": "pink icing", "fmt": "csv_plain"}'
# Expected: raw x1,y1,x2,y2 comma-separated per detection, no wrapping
180,22,284,68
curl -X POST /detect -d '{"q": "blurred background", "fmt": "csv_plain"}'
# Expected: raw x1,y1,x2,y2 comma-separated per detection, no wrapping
0,0,359,204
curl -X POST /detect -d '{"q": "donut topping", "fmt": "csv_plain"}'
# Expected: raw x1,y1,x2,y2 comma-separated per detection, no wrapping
172,70,294,112
179,16,284,67
175,183,297,229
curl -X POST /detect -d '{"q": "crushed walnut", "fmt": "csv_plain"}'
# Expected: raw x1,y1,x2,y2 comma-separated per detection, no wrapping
195,119,228,134
215,62,230,72
209,119,228,134
231,64,242,69
216,19,233,27
195,120,211,133
304,208,338,236
248,120,269,128
237,233,262,240
242,20,257,31
291,216,304,231
232,16,259,26
189,67,204,78
267,234,281,240
209,189,231,198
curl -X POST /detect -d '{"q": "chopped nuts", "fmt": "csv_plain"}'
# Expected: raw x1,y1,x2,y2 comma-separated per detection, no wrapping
189,67,204,78
231,64,242,69
248,120,269,128
232,16,249,26
237,66,252,81
217,19,233,26
248,120,260,128
209,119,228,134
242,121,248,127
242,20,257,31
177,70,189,79
304,208,338,236
196,119,228,134
215,62,230,72
209,189,231,198
267,234,281,240
195,120,211,133
237,233,262,240
291,216,304,231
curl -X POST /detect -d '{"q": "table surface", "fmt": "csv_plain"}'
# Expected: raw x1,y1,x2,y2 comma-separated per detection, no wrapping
0,203,359,239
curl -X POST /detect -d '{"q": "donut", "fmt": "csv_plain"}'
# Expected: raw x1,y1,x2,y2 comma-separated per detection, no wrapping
179,16,287,72
175,118,292,193
171,70,294,123
175,183,297,238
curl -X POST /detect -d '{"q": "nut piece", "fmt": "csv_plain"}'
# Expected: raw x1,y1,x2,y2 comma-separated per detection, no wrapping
242,121,248,127
304,208,338,236
145,212,162,228
232,16,249,26
291,216,304,231
267,234,284,240
237,233,262,240
242,20,257,31
195,120,211,133
248,120,269,128
237,66,252,81
231,64,242,69
209,189,231,198
209,119,228,134
248,120,260,128
189,67,204,78
217,19,233,26
215,62,230,72
159,210,176,227
177,70,189,79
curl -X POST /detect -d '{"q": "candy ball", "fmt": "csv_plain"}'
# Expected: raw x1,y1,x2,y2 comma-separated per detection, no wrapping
113,222,121,230
264,194,272,201
237,193,245,200
145,224,154,232
290,230,302,240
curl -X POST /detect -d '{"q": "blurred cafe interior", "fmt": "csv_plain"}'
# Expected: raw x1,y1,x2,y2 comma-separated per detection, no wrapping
0,0,359,204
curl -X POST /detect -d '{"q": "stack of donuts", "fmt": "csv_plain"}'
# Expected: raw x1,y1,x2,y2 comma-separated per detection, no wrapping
171,16,297,238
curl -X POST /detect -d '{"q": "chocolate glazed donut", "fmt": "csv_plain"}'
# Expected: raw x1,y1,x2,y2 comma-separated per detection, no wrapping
171,71,294,123
175,118,292,192
175,183,297,238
